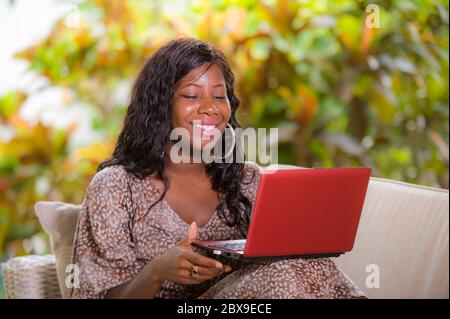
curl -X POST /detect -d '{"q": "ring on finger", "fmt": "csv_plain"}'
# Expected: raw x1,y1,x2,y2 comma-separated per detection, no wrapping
190,265,200,279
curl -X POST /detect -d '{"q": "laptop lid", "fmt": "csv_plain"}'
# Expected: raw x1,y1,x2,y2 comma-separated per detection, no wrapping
243,167,371,257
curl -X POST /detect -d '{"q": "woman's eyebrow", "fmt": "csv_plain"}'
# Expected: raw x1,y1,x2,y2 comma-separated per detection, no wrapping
180,83,225,89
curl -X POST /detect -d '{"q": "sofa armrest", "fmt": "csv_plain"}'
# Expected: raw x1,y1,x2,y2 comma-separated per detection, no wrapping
1,255,62,299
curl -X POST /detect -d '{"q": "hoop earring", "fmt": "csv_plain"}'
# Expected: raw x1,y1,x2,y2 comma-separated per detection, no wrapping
212,123,236,160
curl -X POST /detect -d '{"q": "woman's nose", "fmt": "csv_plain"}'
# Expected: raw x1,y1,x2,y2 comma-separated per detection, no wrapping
197,97,219,115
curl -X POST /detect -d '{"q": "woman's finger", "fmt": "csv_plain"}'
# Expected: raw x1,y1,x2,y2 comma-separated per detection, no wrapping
193,265,224,278
183,250,223,269
179,273,218,285
176,268,209,285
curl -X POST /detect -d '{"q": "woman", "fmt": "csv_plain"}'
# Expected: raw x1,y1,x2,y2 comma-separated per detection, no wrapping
71,38,366,299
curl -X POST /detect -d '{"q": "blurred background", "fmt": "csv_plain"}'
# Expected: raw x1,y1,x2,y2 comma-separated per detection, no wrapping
0,0,448,297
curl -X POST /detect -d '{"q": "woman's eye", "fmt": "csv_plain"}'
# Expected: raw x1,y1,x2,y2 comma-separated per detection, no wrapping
182,95,198,99
215,96,226,100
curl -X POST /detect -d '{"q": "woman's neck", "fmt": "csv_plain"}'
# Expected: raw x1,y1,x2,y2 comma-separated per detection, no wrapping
163,144,207,178
164,158,206,177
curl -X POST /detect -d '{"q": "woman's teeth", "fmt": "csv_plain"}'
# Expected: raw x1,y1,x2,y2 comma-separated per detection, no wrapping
192,123,217,130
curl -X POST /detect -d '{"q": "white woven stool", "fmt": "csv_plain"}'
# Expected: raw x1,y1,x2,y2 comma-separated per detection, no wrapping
2,255,62,299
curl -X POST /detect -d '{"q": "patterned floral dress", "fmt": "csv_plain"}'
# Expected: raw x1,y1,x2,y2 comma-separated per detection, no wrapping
71,163,366,299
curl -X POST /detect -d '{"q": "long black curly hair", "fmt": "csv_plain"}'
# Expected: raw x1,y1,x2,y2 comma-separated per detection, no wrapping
98,38,255,237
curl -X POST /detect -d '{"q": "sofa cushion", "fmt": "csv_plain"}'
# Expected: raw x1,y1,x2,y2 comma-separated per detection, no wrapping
34,201,81,299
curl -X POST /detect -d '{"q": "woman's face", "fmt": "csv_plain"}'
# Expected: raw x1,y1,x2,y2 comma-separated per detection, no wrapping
171,63,231,152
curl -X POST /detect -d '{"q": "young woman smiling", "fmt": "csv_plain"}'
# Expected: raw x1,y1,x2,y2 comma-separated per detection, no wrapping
71,38,366,299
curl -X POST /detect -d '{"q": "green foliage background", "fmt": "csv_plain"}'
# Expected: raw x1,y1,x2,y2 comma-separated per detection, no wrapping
0,0,448,267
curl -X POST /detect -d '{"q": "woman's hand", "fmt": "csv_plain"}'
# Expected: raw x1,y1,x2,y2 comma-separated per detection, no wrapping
151,222,232,285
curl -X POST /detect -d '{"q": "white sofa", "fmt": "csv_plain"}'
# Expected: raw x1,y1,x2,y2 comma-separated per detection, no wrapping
334,176,448,298
2,166,449,299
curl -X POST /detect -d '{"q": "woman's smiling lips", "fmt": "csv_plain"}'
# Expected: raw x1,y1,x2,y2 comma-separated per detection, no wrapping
190,119,221,138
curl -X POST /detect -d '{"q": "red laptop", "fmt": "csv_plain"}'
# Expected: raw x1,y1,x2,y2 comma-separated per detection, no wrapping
192,167,371,260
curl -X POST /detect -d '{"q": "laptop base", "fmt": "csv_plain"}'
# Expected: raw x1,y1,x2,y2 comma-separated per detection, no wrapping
194,244,343,262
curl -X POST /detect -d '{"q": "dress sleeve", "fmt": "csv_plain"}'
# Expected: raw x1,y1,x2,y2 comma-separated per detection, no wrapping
71,166,144,299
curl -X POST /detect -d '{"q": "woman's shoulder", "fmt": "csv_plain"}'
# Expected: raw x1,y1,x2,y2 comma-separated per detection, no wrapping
242,161,263,185
239,162,262,200
243,161,263,175
88,164,130,191
243,161,262,171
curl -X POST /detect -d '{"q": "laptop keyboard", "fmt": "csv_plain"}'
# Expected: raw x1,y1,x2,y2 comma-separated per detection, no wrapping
208,242,246,251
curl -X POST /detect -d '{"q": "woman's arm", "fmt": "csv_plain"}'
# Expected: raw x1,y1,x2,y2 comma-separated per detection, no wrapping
105,222,230,299
105,259,163,299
